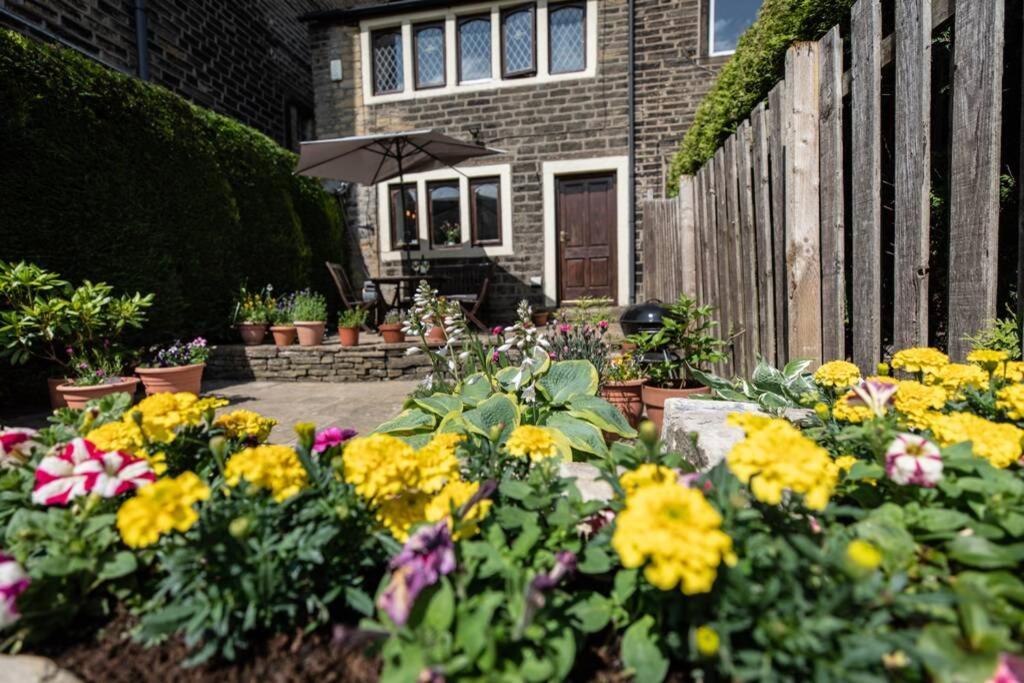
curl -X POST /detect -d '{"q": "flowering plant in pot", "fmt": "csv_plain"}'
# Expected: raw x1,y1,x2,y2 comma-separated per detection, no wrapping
135,337,210,395
600,352,648,428
58,347,140,409
291,289,328,346
269,292,297,346
630,293,727,431
232,285,273,345
0,260,152,408
337,308,368,347
378,308,406,344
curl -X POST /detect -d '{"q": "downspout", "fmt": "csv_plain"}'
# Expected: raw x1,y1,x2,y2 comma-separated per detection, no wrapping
134,0,150,80
626,0,636,304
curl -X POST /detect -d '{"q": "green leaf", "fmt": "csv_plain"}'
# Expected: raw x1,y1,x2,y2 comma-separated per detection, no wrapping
461,393,520,440
456,593,504,662
458,373,494,407
621,616,669,683
578,545,613,574
345,586,375,616
96,551,137,581
545,413,608,457
499,479,533,500
418,578,456,633
613,569,638,603
374,408,437,435
412,394,464,418
568,593,613,633
567,394,638,438
946,536,1024,569
537,360,600,405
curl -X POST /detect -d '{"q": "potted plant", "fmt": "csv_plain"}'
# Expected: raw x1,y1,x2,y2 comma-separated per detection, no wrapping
269,292,297,346
0,261,153,408
233,286,273,345
292,289,328,346
379,309,406,344
439,221,462,247
632,293,727,431
57,348,140,409
531,308,551,327
600,352,648,428
135,337,209,395
338,308,368,347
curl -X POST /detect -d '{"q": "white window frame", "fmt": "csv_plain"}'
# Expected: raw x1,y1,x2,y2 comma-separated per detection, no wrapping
708,0,759,57
359,0,597,105
378,164,514,261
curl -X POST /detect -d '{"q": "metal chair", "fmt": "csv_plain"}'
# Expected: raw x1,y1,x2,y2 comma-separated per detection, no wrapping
325,261,375,330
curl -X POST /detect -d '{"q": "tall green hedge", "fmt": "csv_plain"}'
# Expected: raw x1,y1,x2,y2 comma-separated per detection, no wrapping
0,30,345,340
667,0,855,192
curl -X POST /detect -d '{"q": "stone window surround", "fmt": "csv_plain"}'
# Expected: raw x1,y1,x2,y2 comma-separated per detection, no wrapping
541,156,631,306
358,0,597,105
377,163,514,261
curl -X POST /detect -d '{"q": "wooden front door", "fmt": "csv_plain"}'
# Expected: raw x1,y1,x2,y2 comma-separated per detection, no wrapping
556,173,617,302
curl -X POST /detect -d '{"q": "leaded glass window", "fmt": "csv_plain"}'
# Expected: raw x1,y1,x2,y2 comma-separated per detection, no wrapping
549,3,585,74
372,28,403,94
501,5,535,78
458,16,492,82
414,23,445,88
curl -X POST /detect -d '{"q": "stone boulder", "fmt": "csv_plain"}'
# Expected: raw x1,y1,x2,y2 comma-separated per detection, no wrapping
0,656,82,683
558,461,613,502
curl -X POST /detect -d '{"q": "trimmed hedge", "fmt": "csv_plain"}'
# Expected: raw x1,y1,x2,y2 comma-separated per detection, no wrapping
667,0,855,192
0,29,345,341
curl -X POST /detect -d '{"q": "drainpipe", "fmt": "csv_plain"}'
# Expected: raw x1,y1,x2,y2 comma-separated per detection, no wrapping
626,0,636,304
134,0,149,80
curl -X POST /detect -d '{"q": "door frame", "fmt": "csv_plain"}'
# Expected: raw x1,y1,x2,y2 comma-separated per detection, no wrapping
542,156,630,305
554,172,619,303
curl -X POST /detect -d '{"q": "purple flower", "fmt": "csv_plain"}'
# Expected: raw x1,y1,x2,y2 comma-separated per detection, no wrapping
0,552,29,628
559,324,572,333
491,326,504,336
492,351,500,363
522,551,577,627
378,521,456,626
598,320,609,330
848,379,898,418
313,427,357,454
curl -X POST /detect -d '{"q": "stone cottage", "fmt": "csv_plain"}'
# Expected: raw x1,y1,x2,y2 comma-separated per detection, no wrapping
302,0,761,312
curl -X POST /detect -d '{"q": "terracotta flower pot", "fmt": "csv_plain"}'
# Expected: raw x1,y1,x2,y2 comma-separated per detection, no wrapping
600,379,646,429
238,323,268,345
47,377,70,409
379,323,406,344
338,326,360,347
57,377,140,410
294,321,326,346
641,382,711,433
270,325,297,346
531,311,551,326
427,325,446,342
136,363,205,396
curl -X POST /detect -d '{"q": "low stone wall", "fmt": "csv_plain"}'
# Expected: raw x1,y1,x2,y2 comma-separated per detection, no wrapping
207,342,435,382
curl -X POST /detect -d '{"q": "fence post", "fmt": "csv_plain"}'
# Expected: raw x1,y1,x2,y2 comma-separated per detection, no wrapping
784,42,822,367
768,83,788,364
818,26,845,363
678,176,698,298
948,0,1005,359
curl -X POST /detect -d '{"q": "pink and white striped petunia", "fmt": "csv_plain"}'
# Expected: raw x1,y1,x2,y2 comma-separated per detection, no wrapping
0,428,40,467
885,433,943,487
0,552,29,629
32,438,155,506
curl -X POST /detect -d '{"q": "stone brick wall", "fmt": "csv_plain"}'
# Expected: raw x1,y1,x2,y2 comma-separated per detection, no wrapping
207,341,434,382
0,0,333,147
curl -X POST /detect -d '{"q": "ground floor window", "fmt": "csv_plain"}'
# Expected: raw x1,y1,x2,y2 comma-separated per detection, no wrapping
388,183,418,248
470,178,502,245
428,181,461,247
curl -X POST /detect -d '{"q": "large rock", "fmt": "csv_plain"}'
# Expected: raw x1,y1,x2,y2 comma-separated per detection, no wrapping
558,461,613,502
661,398,811,471
0,655,82,683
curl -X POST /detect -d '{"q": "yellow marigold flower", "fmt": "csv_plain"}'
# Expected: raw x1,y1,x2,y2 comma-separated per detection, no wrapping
892,380,947,430
996,361,1024,383
694,626,720,657
620,463,677,496
506,425,559,461
343,434,419,502
726,412,774,433
813,361,861,390
967,349,1009,371
727,418,838,510
128,393,227,443
225,445,308,502
612,483,735,595
865,375,899,386
832,394,875,424
425,479,491,539
86,420,143,452
375,490,431,541
928,412,1024,469
116,471,209,548
926,363,988,396
997,384,1024,421
846,539,882,571
834,455,858,473
891,347,949,376
214,410,277,443
415,433,463,494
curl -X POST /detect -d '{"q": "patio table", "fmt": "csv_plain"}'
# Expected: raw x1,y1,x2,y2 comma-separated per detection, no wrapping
368,274,447,323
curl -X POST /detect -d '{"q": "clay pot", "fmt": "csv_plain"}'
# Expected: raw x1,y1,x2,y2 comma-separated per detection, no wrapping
294,321,326,346
338,326,360,347
270,325,297,346
620,341,638,352
531,311,551,326
47,377,70,409
378,323,406,344
427,325,446,342
238,323,268,345
600,379,646,429
136,363,205,396
641,383,711,433
57,377,140,410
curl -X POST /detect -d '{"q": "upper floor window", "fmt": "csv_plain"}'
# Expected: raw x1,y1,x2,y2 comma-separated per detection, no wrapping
372,28,404,94
458,15,492,82
414,23,446,89
709,0,762,55
501,5,536,78
549,3,585,74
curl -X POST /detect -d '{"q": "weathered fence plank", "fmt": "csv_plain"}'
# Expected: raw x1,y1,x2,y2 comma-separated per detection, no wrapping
784,42,822,367
678,176,698,298
893,0,932,350
695,167,709,307
818,26,845,362
768,83,788,364
713,147,734,376
750,102,777,365
723,135,747,375
948,0,1005,359
737,120,759,374
850,0,882,371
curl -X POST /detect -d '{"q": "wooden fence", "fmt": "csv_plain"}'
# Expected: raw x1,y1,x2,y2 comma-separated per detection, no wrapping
642,0,1022,378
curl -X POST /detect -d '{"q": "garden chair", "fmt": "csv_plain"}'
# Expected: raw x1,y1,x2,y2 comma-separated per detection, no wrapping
431,262,494,331
325,261,375,331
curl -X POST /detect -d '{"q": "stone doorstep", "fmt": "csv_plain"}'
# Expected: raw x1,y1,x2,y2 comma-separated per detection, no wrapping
661,398,813,472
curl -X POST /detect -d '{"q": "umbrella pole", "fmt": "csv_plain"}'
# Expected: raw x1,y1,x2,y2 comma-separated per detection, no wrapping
395,139,411,275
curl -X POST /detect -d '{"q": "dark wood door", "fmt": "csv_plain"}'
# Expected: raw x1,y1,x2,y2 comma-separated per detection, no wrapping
556,173,617,302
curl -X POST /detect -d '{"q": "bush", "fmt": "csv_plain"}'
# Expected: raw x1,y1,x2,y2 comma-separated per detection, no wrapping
667,0,855,191
0,30,345,343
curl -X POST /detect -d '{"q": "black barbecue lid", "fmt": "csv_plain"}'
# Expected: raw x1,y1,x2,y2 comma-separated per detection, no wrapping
619,300,667,326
